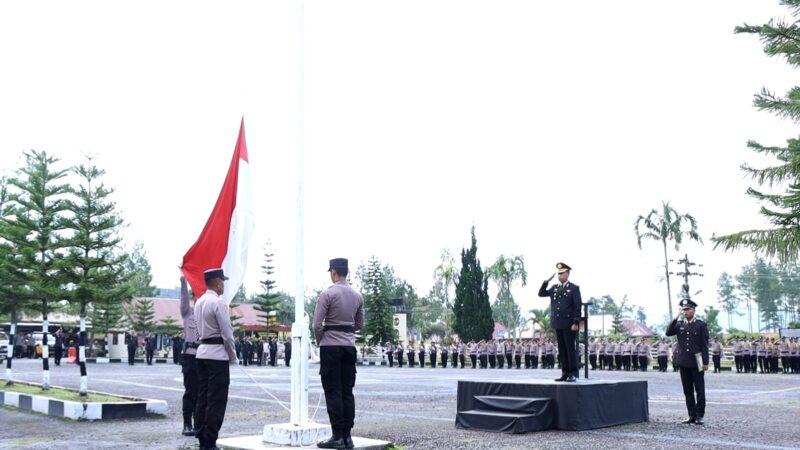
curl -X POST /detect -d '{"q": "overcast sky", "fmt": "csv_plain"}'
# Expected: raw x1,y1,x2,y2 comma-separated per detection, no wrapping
1,1,796,331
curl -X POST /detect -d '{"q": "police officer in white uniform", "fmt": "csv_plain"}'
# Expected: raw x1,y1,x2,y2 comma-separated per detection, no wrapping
194,268,237,450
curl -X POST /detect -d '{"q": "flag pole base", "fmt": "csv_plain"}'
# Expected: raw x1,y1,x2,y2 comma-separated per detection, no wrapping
217,430,392,450
262,422,330,446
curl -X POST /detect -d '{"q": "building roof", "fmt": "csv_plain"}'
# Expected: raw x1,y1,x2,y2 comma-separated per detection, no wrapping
621,320,655,337
132,297,273,332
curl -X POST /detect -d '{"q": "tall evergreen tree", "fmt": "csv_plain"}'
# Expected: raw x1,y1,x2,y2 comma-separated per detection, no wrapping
0,177,34,384
452,227,493,342
735,264,757,333
131,298,156,335
357,256,396,345
717,272,740,331
157,315,182,337
752,258,782,331
699,306,723,337
713,3,800,262
252,243,283,332
123,241,158,297
7,150,70,390
62,159,127,395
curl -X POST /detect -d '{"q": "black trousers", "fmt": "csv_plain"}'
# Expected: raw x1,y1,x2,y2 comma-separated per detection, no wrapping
679,366,705,419
146,349,154,365
320,346,357,437
452,352,459,367
758,355,765,373
270,352,277,367
459,354,465,368
396,352,403,368
387,352,393,367
479,354,487,368
488,354,496,368
639,356,648,372
430,353,436,368
419,353,425,368
497,354,504,368
469,354,476,368
54,346,63,366
658,355,668,371
195,359,230,448
285,351,291,367
515,354,521,369
505,353,512,368
182,354,198,427
441,353,448,367
589,354,596,370
712,354,721,373
532,355,539,369
555,328,578,377
734,355,741,372
408,352,415,367
525,354,531,369
127,346,136,365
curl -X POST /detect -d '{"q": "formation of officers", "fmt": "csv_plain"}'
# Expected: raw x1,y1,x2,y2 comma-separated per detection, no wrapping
376,338,565,370
726,336,800,374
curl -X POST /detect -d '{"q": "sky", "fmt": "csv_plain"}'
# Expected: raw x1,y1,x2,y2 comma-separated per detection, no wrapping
1,1,797,332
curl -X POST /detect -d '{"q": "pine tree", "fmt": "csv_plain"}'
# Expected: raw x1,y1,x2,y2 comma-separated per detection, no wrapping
7,150,71,390
0,177,34,384
252,243,283,333
157,315,182,337
713,3,800,261
124,241,158,297
62,159,127,395
358,256,397,345
132,298,156,335
717,272,740,331
453,227,493,342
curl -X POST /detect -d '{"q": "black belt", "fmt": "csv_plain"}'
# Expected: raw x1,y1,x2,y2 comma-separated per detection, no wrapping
323,325,355,333
184,342,200,350
200,337,224,345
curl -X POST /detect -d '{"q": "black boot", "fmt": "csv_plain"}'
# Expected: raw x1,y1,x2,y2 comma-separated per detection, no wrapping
182,424,196,436
694,416,704,426
317,436,345,449
681,417,696,424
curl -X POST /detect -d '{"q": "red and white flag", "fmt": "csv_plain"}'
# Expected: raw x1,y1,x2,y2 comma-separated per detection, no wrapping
181,118,255,304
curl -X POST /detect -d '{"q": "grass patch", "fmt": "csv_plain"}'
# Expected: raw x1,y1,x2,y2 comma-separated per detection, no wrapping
2,382,129,403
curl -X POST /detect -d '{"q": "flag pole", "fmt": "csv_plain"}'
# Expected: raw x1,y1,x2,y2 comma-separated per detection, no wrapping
290,0,309,427
263,0,329,445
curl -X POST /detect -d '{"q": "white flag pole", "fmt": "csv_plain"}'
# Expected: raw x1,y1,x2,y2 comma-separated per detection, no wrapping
262,0,329,445
290,0,309,427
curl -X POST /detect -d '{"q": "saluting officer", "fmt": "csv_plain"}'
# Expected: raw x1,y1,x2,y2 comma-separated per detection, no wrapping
538,263,582,382
666,298,709,426
194,268,238,450
313,258,365,449
179,276,200,437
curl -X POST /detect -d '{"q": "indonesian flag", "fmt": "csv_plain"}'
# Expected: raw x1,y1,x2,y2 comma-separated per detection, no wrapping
181,118,255,304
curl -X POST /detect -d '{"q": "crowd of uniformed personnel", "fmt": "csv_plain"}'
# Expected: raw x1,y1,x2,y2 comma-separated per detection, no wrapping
360,335,800,374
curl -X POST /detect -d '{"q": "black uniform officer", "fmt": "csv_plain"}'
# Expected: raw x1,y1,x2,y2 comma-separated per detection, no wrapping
125,331,137,365
666,297,709,426
538,262,582,382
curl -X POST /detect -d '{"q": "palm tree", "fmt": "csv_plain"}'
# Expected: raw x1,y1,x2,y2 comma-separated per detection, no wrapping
529,307,551,340
635,201,702,318
488,255,527,341
433,249,458,334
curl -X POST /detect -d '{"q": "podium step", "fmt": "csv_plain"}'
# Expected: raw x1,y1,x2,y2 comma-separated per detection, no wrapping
474,395,550,413
456,406,553,433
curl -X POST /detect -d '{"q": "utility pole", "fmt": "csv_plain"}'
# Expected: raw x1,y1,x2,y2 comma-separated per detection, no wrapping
670,253,704,305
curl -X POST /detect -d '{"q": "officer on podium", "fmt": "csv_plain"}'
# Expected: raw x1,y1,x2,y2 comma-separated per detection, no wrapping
538,262,582,382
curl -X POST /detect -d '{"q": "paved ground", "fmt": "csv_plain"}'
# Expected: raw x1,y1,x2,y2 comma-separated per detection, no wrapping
1,359,799,450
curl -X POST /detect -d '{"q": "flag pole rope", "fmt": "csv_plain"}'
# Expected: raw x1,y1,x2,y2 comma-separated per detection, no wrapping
234,363,324,420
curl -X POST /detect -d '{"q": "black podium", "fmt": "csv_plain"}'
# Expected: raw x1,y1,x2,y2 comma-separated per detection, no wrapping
455,378,649,433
